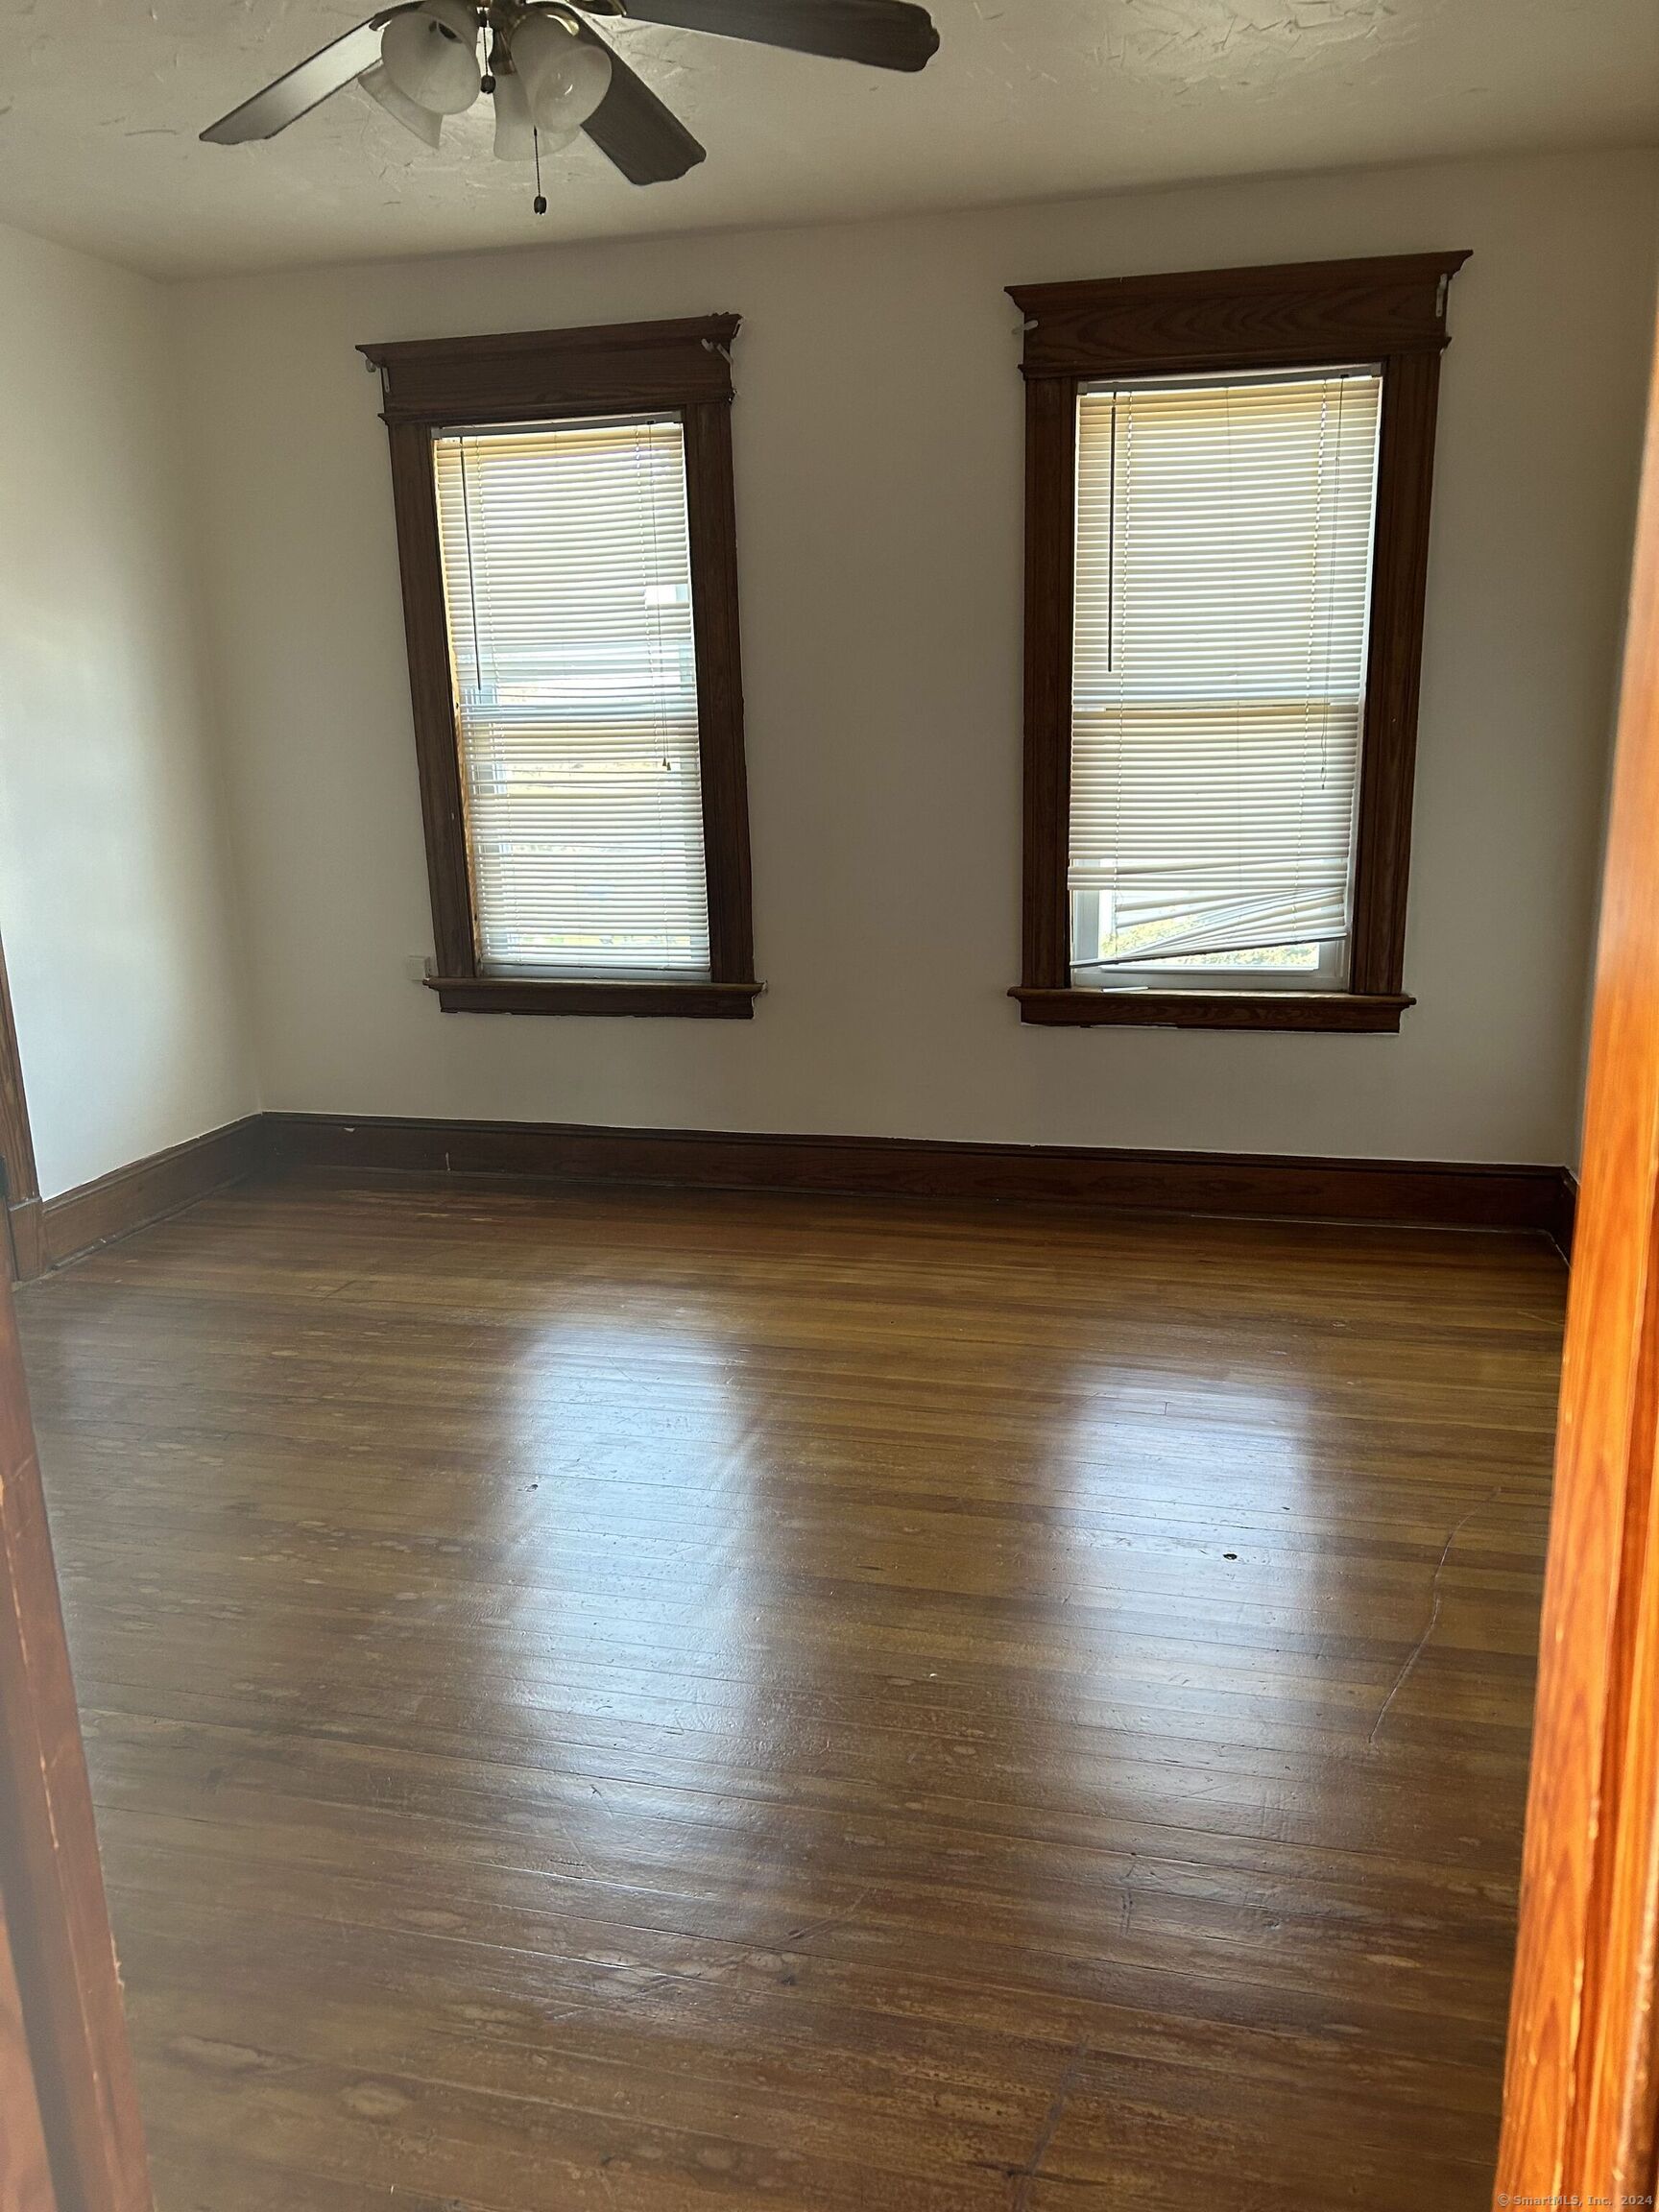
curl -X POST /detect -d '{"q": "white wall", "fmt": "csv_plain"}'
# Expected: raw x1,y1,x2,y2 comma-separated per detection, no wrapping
177,146,1658,1165
0,222,257,1199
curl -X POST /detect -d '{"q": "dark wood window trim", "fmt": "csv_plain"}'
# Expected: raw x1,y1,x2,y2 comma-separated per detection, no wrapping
1006,252,1470,1033
358,315,758,1019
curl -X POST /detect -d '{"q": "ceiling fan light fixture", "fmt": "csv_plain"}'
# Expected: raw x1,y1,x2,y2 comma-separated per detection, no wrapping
201,0,938,188
359,60,445,147
379,0,483,116
508,10,613,136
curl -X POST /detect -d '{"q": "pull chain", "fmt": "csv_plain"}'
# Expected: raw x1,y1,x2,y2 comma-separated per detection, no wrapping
533,126,546,216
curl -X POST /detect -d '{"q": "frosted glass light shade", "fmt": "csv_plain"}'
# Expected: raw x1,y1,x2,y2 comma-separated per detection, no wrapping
379,0,482,116
509,11,613,134
492,71,580,163
359,61,445,147
491,70,535,161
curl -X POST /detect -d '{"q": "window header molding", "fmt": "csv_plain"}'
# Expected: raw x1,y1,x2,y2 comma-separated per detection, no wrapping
1007,252,1470,382
358,313,743,428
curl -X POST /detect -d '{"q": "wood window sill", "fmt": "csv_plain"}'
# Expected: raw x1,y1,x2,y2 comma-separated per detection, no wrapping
1010,988,1413,1032
426,977,762,1019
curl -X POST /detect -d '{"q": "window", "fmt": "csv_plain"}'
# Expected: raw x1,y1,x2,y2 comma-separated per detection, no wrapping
361,316,757,1017
1071,369,1381,995
431,416,709,980
1008,252,1468,1031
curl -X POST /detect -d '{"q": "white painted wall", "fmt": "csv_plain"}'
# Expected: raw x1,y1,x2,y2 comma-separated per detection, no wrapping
176,146,1658,1165
0,221,257,1200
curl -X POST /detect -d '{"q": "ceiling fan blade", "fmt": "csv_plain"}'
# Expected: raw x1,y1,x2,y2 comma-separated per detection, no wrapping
201,10,417,144
573,19,707,183
608,0,939,71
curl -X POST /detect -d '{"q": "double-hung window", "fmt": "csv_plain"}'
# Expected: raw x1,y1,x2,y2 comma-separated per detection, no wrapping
1010,252,1467,1031
363,315,757,1018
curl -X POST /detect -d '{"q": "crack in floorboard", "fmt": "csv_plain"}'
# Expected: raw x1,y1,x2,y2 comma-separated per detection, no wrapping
1009,2036,1091,2209
1367,1485,1504,1750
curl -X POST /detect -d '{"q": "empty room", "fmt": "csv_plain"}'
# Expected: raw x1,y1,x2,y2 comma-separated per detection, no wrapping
1,3,1658,2207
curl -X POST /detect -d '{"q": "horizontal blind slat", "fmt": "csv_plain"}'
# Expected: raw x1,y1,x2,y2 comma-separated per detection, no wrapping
1070,372,1382,968
433,416,711,978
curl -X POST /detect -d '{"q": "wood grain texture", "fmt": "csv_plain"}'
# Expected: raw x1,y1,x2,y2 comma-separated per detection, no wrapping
0,923,41,1283
1494,308,1659,2203
619,0,941,72
0,1888,57,2212
1008,252,1467,1027
1559,1169,1580,1264
0,1114,1577,1292
425,977,761,1017
7,1201,44,1291
367,315,757,1011
1347,349,1445,999
573,18,709,186
262,1110,1574,1242
7,1118,264,1286
0,1266,151,2211
1019,373,1076,992
682,394,757,988
1010,988,1413,1032
1008,253,1470,378
0,933,38,1217
15,1172,1564,2209
387,417,476,981
358,317,740,426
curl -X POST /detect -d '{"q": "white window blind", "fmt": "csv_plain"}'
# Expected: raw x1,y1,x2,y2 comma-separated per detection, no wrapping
431,414,710,978
1070,368,1383,975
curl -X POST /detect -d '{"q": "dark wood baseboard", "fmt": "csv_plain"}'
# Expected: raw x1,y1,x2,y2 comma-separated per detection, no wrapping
3,1112,1578,1279
266,1111,1577,1246
1010,987,1414,1032
9,1117,265,1283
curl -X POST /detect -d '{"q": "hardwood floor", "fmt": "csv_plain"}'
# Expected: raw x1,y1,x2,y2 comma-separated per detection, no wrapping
14,1172,1565,2210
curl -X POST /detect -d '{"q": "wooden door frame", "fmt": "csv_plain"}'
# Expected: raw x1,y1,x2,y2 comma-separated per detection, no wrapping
0,1258,151,2206
0,936,41,1281
1495,317,1659,2199
0,1878,58,2209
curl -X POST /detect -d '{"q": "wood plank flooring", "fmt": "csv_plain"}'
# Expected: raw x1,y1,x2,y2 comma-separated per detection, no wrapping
14,1173,1565,2209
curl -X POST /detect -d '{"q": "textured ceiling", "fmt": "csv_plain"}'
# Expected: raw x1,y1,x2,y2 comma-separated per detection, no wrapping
0,0,1654,277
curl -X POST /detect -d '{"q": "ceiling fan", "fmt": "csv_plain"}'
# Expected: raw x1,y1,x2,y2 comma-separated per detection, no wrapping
201,0,941,205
